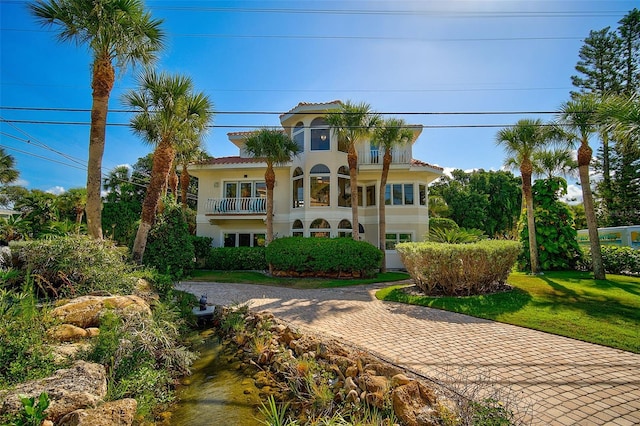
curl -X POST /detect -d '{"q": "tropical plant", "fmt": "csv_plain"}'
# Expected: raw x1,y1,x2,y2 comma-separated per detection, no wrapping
496,119,561,274
371,118,414,271
56,187,87,226
559,94,606,279
532,148,577,179
0,147,19,186
325,101,381,240
29,0,165,240
124,70,213,263
243,129,300,246
175,142,208,210
429,227,485,244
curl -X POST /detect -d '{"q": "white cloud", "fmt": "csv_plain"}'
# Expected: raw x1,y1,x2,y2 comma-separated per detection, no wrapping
561,184,583,205
46,186,66,195
13,179,29,187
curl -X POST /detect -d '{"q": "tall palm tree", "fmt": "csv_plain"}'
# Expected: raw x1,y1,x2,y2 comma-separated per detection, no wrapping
559,94,606,280
124,70,212,263
496,119,560,275
325,101,381,240
0,147,19,185
176,144,208,210
371,118,414,272
532,148,578,179
244,129,300,246
29,0,165,240
599,94,640,137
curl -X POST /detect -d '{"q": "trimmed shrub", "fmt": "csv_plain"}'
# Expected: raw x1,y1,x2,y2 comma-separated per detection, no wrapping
10,236,135,298
205,247,267,270
579,245,640,275
191,236,213,268
396,240,521,296
265,237,382,277
429,227,486,243
429,217,459,233
144,203,195,280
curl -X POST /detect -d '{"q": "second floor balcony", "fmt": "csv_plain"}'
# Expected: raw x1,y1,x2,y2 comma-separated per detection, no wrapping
205,197,266,215
358,148,411,165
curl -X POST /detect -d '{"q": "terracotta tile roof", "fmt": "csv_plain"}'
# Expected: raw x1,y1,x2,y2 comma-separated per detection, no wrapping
411,159,444,171
194,156,265,165
227,131,256,137
280,100,343,118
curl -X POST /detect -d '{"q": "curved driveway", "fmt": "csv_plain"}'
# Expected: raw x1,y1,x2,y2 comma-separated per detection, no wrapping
176,281,640,426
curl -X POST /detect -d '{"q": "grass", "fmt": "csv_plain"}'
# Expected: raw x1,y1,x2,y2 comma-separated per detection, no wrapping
187,270,410,289
376,270,640,353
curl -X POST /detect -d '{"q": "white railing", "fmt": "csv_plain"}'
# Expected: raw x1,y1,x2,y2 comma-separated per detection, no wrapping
359,148,411,165
205,197,266,214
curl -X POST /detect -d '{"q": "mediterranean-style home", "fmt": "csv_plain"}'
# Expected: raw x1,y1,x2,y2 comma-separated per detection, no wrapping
188,100,443,269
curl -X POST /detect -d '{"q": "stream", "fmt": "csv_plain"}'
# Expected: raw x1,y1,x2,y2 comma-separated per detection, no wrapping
164,330,265,426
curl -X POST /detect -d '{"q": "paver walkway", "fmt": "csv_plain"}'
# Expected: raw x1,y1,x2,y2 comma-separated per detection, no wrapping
176,281,640,426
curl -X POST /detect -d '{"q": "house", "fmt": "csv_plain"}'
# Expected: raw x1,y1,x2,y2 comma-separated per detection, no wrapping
188,100,443,269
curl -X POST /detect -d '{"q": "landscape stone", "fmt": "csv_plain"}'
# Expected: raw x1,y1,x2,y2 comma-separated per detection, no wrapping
57,398,137,426
50,295,151,328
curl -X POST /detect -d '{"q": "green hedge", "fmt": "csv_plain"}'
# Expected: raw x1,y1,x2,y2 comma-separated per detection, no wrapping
579,246,640,275
205,247,267,270
396,240,521,295
265,237,382,277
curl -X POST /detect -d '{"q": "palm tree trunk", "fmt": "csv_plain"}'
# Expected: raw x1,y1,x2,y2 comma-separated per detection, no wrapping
348,146,359,240
578,143,606,279
180,163,190,210
132,138,176,263
522,167,539,274
378,149,392,272
86,56,114,240
169,167,179,198
265,164,275,245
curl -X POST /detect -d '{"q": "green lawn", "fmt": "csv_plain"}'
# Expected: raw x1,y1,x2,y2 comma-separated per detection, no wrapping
376,271,640,353
187,270,410,290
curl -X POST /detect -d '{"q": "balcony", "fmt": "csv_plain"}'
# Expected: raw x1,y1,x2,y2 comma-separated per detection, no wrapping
358,148,411,165
205,197,266,215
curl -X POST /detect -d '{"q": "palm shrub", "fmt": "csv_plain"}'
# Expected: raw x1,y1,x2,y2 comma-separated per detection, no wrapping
519,178,582,271
428,217,459,233
396,240,521,295
429,227,485,244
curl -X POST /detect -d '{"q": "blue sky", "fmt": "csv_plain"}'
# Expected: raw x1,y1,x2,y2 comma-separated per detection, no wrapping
0,0,637,200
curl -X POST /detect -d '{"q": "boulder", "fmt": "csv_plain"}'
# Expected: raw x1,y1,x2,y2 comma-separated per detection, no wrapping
0,361,107,422
50,342,92,364
392,380,438,426
51,295,151,328
48,324,89,342
57,398,137,426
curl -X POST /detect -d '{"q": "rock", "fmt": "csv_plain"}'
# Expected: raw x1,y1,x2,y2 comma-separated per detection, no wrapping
365,391,385,408
86,327,100,337
57,398,137,426
361,374,389,394
345,389,360,404
50,343,92,364
0,361,107,422
42,421,54,426
392,380,438,426
344,377,358,393
345,365,359,378
48,324,89,342
51,295,151,328
391,373,412,387
364,362,403,378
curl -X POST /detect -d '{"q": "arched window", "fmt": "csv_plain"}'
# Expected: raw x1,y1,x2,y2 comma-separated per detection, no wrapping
338,219,352,238
293,121,304,152
337,165,351,207
292,167,304,208
292,219,304,237
310,218,331,238
310,164,330,207
311,118,330,151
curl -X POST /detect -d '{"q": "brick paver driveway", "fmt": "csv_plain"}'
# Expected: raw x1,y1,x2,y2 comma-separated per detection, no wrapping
176,281,640,426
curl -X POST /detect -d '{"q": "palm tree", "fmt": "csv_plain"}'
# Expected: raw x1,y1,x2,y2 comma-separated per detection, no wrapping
0,147,19,186
124,70,212,263
371,118,414,272
244,129,300,246
325,101,381,240
57,187,87,226
496,119,560,275
599,94,640,137
176,143,208,210
532,148,578,179
559,94,606,279
29,0,164,240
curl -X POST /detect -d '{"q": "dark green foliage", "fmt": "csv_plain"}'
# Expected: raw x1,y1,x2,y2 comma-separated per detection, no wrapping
205,247,267,270
428,217,459,232
429,169,522,237
580,246,640,275
519,178,582,271
143,202,194,280
607,137,640,225
102,200,141,246
265,237,383,277
11,236,135,298
429,227,486,244
191,235,213,267
0,288,56,387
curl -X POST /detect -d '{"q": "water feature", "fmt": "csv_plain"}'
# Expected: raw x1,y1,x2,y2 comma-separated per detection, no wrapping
164,330,265,426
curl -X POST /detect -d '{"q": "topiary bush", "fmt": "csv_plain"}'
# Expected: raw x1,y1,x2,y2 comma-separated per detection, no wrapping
205,247,267,270
143,202,195,280
429,217,459,233
579,245,640,275
265,237,382,278
10,236,135,298
396,240,521,296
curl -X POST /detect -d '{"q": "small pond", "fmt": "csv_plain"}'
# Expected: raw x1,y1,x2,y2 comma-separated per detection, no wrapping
164,331,265,426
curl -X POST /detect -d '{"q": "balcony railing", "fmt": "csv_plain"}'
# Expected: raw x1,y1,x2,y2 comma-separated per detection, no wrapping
359,148,411,165
205,197,266,214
